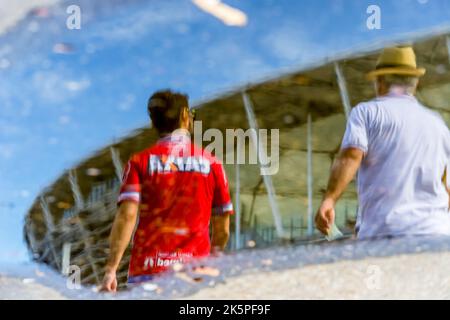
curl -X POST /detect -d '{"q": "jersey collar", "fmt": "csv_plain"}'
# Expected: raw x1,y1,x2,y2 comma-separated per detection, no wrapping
158,129,191,144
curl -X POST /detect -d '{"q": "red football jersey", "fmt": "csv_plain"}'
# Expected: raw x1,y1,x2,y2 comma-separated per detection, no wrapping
117,132,233,283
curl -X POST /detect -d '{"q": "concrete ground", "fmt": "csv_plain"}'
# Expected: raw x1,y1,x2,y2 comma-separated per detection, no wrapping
2,236,450,300
184,252,450,299
0,275,67,300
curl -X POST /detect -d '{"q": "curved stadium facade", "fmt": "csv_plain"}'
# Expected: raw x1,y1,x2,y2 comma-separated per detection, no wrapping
24,28,450,287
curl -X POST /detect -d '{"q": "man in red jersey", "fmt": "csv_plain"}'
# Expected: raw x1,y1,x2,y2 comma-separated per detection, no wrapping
100,90,233,292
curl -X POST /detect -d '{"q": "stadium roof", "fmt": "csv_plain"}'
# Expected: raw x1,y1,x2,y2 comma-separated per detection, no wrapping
25,25,450,244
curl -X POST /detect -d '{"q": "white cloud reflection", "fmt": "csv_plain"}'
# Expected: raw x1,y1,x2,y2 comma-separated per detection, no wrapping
31,71,91,102
64,79,91,92
262,22,324,64
192,0,248,27
89,2,197,42
0,0,59,36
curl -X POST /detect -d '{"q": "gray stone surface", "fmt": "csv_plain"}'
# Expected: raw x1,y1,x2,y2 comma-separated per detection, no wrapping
2,236,450,299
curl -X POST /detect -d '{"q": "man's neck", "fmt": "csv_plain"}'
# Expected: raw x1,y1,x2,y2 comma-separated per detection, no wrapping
386,86,414,97
159,129,191,143
159,128,190,138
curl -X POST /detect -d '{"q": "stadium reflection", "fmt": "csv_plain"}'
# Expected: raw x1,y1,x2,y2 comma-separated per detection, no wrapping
2,0,450,294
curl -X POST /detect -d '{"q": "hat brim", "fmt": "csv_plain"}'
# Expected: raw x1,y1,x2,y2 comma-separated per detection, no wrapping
366,67,426,81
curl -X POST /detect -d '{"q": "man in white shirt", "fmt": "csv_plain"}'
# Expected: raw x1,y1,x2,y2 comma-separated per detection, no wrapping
315,46,450,239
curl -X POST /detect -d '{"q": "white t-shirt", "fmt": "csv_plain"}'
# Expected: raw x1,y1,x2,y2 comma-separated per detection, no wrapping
342,91,450,239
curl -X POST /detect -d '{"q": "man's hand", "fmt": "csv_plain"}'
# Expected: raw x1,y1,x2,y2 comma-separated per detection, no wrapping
211,214,230,252
100,270,117,292
101,201,138,294
315,198,336,235
315,148,363,235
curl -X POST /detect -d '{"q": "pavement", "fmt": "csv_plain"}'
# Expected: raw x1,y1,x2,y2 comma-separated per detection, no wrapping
2,235,450,299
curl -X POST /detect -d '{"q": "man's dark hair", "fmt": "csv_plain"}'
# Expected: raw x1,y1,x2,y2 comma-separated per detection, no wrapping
147,90,189,134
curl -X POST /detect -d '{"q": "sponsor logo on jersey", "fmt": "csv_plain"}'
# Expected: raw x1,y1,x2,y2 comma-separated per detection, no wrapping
148,155,211,175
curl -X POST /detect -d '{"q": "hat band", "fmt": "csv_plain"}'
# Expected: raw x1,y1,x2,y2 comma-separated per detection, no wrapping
375,63,417,70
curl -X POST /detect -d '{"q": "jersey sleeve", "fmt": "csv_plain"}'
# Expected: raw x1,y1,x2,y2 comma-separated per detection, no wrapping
440,121,450,188
341,103,369,154
117,156,141,205
443,124,450,159
211,162,234,215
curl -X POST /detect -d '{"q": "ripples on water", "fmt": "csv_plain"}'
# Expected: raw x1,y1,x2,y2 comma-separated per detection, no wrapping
2,235,450,299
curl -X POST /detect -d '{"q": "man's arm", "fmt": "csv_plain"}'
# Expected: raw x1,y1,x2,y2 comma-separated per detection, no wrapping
315,147,363,235
442,167,450,210
100,201,139,292
210,161,232,253
211,214,230,253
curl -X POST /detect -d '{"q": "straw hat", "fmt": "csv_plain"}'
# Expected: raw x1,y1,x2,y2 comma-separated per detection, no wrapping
366,46,426,80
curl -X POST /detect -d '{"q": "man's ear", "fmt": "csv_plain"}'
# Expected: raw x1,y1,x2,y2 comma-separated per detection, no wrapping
179,107,190,129
374,77,384,96
412,79,419,94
